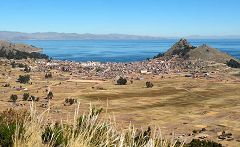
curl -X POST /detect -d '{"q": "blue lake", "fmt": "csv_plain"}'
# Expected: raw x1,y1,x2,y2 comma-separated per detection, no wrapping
14,39,240,62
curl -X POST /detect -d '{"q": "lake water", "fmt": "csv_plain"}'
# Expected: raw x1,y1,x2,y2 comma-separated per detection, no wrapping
14,39,240,62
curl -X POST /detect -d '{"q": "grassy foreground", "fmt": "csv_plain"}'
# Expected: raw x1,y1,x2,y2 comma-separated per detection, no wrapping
0,103,223,147
0,102,185,147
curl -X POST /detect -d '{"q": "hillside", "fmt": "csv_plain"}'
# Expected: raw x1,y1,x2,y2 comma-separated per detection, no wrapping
163,39,238,64
187,44,234,63
0,40,48,59
0,40,41,53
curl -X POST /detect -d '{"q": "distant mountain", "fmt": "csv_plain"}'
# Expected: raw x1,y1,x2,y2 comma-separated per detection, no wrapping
0,31,164,40
184,35,240,39
163,39,238,64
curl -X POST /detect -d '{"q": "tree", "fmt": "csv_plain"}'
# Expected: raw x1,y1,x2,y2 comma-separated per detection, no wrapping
10,94,18,103
47,91,53,99
23,93,29,101
146,81,154,88
17,75,30,84
117,77,127,85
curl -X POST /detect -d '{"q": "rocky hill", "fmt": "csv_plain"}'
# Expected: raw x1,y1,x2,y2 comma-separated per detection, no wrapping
0,40,42,53
164,39,196,57
0,40,48,59
163,39,238,64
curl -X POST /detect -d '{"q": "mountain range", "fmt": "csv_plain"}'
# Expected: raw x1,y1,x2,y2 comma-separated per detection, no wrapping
0,31,163,40
1,31,240,40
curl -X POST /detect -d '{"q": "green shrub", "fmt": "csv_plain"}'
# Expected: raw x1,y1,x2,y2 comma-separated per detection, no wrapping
42,124,65,146
187,139,222,147
17,75,30,84
23,93,29,101
0,123,16,147
0,109,28,147
192,130,198,134
117,77,127,85
47,91,54,99
146,81,154,88
10,94,18,103
45,73,53,78
0,48,49,60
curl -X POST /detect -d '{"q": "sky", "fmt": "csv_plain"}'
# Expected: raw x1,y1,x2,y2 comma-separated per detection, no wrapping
0,0,239,37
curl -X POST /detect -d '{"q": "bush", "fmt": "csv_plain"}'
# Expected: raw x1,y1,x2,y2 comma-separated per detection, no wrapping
187,139,222,147
17,75,30,84
42,124,65,146
10,62,25,68
153,53,164,59
29,95,39,101
117,77,127,85
0,109,28,147
2,83,10,87
10,94,18,103
192,129,198,134
23,93,29,101
0,123,16,147
0,48,49,60
45,72,53,78
10,62,16,68
226,59,240,68
47,91,53,99
146,81,154,88
65,98,77,105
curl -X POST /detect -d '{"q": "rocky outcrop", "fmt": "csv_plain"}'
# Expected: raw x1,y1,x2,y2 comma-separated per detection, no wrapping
164,38,196,57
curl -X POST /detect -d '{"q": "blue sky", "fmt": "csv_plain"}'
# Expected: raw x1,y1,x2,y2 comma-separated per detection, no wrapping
0,0,239,37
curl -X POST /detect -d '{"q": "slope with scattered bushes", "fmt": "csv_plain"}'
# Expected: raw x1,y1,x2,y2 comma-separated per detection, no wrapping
0,103,223,147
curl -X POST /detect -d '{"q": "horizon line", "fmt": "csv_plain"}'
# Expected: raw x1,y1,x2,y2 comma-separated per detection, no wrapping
1,30,240,39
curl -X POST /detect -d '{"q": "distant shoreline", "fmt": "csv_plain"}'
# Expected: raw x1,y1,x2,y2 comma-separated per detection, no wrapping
1,31,240,40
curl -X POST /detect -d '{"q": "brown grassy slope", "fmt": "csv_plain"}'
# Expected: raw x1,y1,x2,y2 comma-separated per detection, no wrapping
187,44,235,63
0,40,41,53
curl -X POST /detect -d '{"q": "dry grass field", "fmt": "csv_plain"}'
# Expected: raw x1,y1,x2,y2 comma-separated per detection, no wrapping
0,62,240,146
